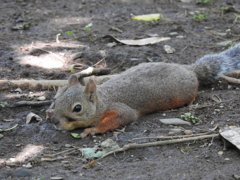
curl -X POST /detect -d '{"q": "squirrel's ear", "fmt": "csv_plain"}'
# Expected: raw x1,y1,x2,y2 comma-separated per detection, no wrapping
68,75,79,86
84,79,97,102
85,79,96,93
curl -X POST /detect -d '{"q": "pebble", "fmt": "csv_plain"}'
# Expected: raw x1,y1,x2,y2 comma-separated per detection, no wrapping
0,134,3,139
168,131,175,136
169,32,178,36
176,35,184,39
65,144,72,148
50,177,64,180
218,151,224,156
106,42,117,48
184,130,192,135
22,163,33,169
14,87,22,93
37,96,46,101
71,52,82,60
164,45,175,54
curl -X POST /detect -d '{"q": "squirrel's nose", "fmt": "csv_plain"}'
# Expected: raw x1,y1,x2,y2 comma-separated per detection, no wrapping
46,109,54,120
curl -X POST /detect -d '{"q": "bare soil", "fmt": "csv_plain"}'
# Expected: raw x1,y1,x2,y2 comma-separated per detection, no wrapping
1,0,240,179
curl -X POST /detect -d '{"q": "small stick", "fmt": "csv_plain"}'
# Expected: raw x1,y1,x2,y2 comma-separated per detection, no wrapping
99,134,219,160
43,147,79,158
0,75,116,90
132,132,215,140
10,100,52,107
220,74,240,84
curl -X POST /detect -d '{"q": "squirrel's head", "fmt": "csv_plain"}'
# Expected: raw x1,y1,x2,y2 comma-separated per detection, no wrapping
51,75,98,131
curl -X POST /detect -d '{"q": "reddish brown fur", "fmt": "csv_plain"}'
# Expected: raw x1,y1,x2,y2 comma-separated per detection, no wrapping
81,110,123,137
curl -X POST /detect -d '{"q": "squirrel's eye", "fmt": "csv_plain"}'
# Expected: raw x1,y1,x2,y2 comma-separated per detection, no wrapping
72,104,82,113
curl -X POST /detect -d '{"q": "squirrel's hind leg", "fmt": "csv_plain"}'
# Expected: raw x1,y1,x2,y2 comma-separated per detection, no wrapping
220,70,240,84
81,105,139,137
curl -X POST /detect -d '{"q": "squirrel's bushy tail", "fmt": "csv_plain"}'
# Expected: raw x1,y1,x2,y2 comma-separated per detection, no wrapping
191,43,240,86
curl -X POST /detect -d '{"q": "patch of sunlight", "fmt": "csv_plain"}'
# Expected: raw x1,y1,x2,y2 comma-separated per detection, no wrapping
15,41,85,69
0,144,44,165
20,54,65,69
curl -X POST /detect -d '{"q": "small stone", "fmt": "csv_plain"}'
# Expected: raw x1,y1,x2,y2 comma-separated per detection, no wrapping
176,35,184,39
168,131,175,136
14,87,22,93
64,144,72,148
22,163,33,169
184,130,192,135
37,96,46,101
164,45,175,54
169,32,178,36
71,52,82,60
50,177,64,180
218,151,224,156
0,134,3,139
106,42,117,48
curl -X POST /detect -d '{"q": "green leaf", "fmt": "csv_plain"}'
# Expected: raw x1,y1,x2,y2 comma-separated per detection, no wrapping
66,30,76,34
0,101,8,107
234,13,240,17
69,66,74,73
131,14,161,21
80,148,107,158
0,124,18,132
71,133,82,138
83,23,93,30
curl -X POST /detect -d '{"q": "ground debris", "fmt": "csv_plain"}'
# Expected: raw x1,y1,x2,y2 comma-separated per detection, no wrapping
220,126,240,150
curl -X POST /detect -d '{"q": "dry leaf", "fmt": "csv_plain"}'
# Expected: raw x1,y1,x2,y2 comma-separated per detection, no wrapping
26,112,42,123
131,13,161,21
105,35,170,46
220,126,240,150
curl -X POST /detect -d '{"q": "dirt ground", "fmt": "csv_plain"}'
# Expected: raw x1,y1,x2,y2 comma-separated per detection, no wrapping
1,0,240,179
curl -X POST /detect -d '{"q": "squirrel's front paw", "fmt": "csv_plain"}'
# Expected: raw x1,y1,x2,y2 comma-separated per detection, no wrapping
81,127,98,138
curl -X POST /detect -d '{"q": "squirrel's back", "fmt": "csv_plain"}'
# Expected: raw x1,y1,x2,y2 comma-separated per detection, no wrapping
99,62,198,115
191,43,240,85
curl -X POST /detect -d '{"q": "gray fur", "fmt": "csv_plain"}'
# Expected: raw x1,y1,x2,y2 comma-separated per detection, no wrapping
191,43,240,85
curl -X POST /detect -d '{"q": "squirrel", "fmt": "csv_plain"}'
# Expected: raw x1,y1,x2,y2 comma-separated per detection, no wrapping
47,43,240,137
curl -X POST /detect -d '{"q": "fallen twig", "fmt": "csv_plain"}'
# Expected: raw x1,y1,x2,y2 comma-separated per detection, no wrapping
0,74,116,90
0,79,67,90
99,134,219,160
132,132,216,140
10,100,52,107
43,147,79,158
